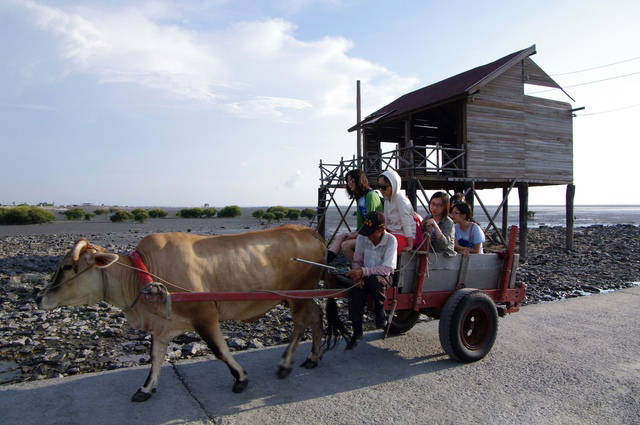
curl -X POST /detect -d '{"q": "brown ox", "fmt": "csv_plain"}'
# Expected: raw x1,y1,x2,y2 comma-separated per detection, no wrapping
38,224,325,402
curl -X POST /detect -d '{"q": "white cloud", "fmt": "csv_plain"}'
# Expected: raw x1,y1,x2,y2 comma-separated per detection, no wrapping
229,96,312,120
12,0,418,120
284,169,303,188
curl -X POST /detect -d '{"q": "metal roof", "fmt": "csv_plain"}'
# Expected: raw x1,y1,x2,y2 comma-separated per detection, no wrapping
348,44,567,132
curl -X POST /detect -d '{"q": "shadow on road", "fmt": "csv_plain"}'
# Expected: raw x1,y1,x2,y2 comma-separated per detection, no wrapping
0,324,460,424
175,327,458,418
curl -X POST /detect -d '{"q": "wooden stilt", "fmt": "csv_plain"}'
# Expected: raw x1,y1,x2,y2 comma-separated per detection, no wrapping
502,186,509,241
566,184,575,251
407,180,417,211
317,186,327,239
405,121,417,210
464,181,475,211
518,182,528,261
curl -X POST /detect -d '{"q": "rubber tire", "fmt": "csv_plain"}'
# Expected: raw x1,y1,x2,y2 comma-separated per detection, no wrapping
388,309,420,335
439,289,498,362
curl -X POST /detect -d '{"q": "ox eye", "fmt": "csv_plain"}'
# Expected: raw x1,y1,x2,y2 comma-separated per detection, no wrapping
62,265,73,271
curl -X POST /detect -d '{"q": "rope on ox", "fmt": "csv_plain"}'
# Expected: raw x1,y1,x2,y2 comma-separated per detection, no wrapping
113,261,181,319
114,259,360,352
114,260,360,299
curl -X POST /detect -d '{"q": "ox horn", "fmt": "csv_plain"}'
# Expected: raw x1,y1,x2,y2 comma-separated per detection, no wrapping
71,239,90,263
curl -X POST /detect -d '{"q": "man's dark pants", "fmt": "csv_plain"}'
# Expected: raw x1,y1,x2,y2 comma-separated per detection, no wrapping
348,274,392,335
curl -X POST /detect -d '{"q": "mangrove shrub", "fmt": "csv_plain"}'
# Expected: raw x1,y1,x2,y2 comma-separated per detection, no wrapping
63,208,85,220
148,208,168,218
286,208,300,220
0,206,55,225
203,208,218,218
301,208,315,220
177,208,203,218
131,208,150,223
218,205,242,218
110,210,133,222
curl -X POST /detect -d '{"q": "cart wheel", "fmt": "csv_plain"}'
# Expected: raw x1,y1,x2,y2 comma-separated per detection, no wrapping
388,310,420,335
439,289,498,362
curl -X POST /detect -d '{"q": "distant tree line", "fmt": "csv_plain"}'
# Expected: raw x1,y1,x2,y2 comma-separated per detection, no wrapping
0,203,315,226
252,206,315,225
176,205,242,218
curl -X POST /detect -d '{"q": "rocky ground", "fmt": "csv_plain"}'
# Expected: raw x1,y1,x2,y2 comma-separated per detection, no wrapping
1,225,639,385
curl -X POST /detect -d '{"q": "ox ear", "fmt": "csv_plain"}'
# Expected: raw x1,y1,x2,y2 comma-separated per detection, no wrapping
93,253,118,269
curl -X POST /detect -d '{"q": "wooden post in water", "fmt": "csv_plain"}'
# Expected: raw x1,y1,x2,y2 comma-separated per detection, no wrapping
566,183,575,251
518,182,528,261
502,186,509,241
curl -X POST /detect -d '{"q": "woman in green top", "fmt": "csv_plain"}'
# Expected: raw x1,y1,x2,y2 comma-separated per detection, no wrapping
327,169,383,262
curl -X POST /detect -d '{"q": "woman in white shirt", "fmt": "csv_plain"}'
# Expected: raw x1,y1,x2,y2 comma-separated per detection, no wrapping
377,169,416,254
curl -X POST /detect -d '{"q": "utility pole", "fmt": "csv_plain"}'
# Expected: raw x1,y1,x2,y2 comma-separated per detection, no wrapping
356,80,362,167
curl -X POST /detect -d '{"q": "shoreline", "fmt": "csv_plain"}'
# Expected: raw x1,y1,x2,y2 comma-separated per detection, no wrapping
1,223,639,385
2,204,640,238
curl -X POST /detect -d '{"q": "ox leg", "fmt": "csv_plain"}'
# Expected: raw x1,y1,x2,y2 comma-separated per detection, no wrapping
278,299,323,378
132,335,169,402
195,323,248,393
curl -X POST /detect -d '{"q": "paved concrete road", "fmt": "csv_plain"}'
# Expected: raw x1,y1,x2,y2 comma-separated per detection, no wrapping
2,287,639,425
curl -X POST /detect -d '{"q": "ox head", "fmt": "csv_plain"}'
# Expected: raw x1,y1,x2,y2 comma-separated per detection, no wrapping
38,239,119,310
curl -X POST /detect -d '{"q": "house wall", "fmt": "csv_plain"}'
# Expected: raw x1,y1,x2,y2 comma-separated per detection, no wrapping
523,96,573,181
465,63,573,183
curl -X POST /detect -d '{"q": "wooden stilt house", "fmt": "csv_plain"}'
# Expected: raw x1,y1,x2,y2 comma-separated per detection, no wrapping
318,45,577,258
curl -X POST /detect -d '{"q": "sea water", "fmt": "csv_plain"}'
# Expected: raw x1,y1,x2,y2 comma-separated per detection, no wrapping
317,205,640,237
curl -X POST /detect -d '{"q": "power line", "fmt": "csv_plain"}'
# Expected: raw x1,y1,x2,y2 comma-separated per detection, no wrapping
563,70,640,88
529,70,640,94
551,55,640,76
576,103,640,117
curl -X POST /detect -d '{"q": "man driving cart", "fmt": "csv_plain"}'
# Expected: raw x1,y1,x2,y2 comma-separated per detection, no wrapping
345,211,398,349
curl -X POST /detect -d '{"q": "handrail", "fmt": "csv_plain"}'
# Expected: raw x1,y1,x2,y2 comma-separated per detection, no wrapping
320,144,466,185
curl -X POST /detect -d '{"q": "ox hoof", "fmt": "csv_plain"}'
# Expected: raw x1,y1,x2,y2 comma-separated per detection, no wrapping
300,359,318,369
276,365,292,379
131,389,152,402
232,379,248,393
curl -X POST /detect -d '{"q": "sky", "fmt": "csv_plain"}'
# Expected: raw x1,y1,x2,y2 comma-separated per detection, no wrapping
2,0,640,207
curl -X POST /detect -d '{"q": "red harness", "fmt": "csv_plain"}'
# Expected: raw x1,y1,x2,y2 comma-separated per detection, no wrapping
129,250,173,316
129,250,156,302
129,250,153,286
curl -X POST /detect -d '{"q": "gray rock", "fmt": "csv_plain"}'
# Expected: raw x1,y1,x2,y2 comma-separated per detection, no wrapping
0,360,19,373
181,342,206,356
248,338,264,349
0,368,21,384
227,338,247,350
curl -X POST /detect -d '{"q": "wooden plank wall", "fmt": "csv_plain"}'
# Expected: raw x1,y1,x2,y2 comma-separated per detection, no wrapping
465,62,573,183
466,65,526,179
524,96,573,181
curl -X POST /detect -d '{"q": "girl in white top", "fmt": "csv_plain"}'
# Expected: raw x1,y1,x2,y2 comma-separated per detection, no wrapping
377,169,416,254
451,201,485,254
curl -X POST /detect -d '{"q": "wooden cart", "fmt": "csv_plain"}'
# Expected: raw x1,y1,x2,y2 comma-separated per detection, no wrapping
168,226,525,362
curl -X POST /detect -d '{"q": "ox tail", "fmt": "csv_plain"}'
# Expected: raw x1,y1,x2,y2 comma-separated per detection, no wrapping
322,298,351,352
